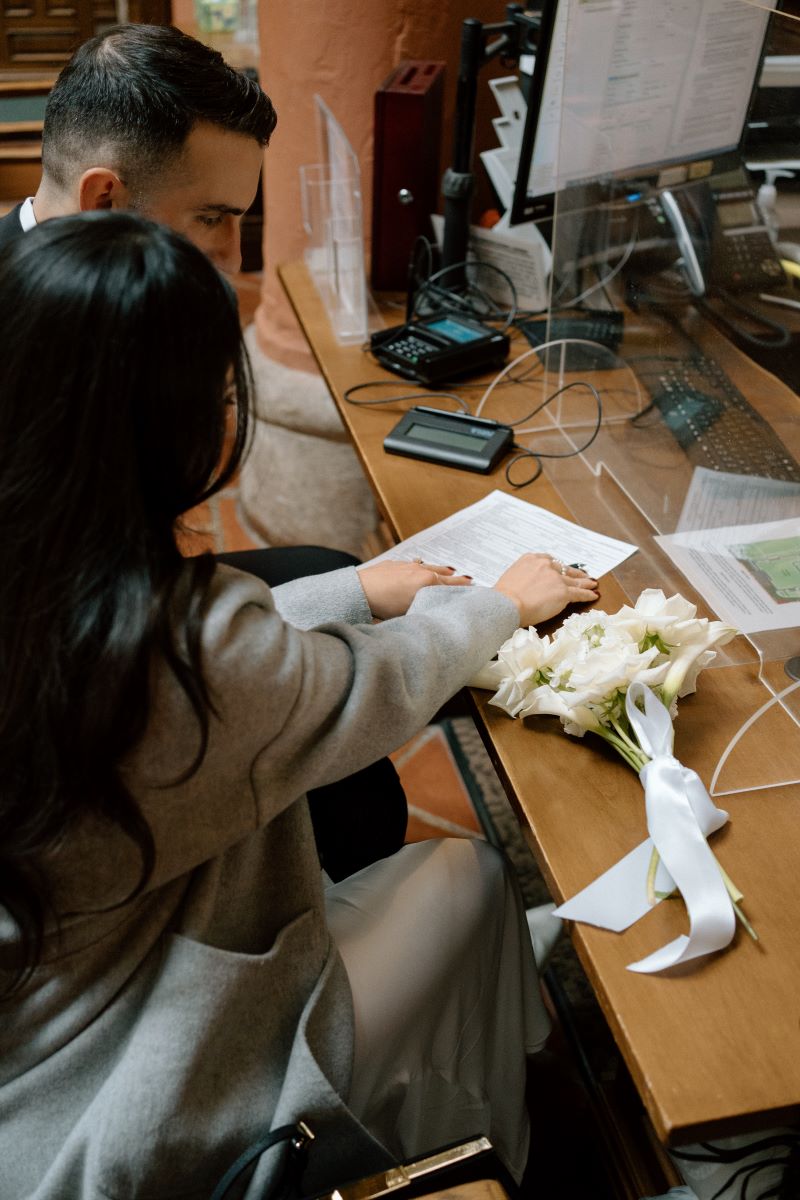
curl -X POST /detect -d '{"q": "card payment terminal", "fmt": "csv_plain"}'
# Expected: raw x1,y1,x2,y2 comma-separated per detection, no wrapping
370,313,509,385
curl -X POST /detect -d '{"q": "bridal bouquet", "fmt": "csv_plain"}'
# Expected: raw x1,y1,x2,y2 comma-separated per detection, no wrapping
472,589,753,972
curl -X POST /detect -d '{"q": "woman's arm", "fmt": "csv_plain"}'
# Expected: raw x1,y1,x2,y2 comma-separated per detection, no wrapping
271,561,472,629
117,558,595,894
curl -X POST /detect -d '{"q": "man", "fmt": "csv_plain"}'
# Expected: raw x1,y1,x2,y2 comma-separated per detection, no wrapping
0,23,409,877
0,23,271,270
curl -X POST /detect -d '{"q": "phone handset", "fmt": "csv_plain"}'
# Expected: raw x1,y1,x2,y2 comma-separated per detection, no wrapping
660,189,706,296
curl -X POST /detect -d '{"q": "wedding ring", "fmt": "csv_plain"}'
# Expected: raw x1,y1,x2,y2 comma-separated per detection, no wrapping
551,556,566,574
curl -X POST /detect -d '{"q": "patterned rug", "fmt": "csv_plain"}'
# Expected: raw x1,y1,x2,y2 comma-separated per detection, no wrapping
441,715,620,1086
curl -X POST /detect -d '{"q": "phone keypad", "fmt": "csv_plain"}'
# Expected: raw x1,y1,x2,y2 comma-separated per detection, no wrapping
718,231,784,288
386,334,435,364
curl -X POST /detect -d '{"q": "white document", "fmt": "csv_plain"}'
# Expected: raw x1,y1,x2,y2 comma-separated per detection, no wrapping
429,213,550,312
676,467,800,533
655,515,800,634
367,490,638,586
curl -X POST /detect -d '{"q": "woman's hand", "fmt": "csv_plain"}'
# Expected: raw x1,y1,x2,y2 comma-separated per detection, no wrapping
357,560,473,620
493,553,598,626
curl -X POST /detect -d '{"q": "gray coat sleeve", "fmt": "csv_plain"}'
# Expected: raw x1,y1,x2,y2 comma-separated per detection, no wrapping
114,567,519,894
271,567,372,628
202,569,519,812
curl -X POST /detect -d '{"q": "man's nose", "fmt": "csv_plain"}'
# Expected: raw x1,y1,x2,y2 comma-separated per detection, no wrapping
213,222,242,275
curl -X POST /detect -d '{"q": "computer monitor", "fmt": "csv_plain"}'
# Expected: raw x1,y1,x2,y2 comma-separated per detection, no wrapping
509,0,775,228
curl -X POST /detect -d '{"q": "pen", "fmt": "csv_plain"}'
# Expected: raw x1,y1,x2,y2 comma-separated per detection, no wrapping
568,562,587,570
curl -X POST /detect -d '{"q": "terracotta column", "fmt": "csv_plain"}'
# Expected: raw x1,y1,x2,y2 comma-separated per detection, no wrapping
241,1,507,554
255,0,506,370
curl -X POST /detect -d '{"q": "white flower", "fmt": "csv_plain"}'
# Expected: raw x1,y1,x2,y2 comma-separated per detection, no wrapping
471,589,737,735
662,628,737,705
612,589,733,656
565,644,669,707
471,626,559,717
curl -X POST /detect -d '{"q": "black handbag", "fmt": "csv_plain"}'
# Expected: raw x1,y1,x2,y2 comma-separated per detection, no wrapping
210,1121,315,1200
210,1127,518,1200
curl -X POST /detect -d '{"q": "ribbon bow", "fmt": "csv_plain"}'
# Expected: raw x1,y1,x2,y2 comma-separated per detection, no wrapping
554,682,736,974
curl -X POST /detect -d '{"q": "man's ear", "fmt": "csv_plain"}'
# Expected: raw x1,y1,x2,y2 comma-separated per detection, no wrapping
78,168,130,212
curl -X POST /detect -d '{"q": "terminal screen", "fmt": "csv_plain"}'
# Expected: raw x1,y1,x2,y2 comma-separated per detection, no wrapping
426,318,485,344
406,423,486,451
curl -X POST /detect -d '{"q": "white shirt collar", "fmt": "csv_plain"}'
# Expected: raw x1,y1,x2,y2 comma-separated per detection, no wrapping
19,196,37,232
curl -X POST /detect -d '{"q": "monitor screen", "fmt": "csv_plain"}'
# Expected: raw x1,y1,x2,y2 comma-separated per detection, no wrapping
509,0,773,226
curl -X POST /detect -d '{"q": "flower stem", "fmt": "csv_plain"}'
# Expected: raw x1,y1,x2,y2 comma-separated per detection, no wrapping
646,845,659,906
609,717,646,764
645,847,757,941
716,862,743,904
731,898,759,942
592,727,648,773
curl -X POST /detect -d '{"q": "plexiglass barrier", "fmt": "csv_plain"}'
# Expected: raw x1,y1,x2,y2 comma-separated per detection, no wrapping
521,0,800,792
299,96,368,344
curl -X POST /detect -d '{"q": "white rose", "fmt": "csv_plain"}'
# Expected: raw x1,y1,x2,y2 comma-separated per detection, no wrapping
471,626,560,709
567,648,669,706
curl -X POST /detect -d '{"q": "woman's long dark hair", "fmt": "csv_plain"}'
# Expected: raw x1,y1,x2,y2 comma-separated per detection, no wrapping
0,211,251,993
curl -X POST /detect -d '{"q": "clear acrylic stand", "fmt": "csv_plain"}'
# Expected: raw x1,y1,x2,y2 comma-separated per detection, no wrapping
299,97,369,345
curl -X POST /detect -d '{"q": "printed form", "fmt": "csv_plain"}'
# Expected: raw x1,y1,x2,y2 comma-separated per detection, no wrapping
367,490,637,586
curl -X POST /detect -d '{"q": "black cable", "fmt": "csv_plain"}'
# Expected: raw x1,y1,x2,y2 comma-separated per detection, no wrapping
629,273,791,351
502,380,604,489
504,449,543,488
343,380,470,413
668,1131,800,1200
673,1136,800,1164
710,1156,791,1200
696,289,791,350
410,256,519,331
506,378,601,429
552,204,641,309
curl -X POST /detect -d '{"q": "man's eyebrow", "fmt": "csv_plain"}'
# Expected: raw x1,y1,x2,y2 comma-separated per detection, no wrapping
198,203,247,216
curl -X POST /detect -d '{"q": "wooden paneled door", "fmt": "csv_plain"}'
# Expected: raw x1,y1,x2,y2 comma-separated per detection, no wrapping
0,0,170,75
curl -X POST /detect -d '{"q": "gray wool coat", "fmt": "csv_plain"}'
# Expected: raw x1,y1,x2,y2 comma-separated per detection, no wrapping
0,564,519,1200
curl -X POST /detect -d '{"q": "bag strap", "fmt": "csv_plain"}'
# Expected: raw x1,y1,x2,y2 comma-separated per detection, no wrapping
210,1120,315,1200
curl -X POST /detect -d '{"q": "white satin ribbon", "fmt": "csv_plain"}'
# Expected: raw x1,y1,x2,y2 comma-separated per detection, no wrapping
553,682,736,974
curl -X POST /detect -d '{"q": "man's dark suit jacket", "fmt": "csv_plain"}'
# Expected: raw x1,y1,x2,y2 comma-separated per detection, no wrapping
0,204,25,252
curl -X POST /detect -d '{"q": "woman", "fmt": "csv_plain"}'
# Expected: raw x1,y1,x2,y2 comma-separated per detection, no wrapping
0,213,598,1199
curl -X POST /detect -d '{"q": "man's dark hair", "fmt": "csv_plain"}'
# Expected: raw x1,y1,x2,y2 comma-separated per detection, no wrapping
41,23,277,194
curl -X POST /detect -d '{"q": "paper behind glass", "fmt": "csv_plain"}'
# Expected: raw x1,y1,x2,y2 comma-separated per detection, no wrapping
676,468,800,533
655,515,800,634
429,214,550,312
365,490,637,585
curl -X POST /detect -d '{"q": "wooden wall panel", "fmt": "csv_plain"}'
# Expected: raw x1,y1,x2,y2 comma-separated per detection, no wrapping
0,0,169,73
